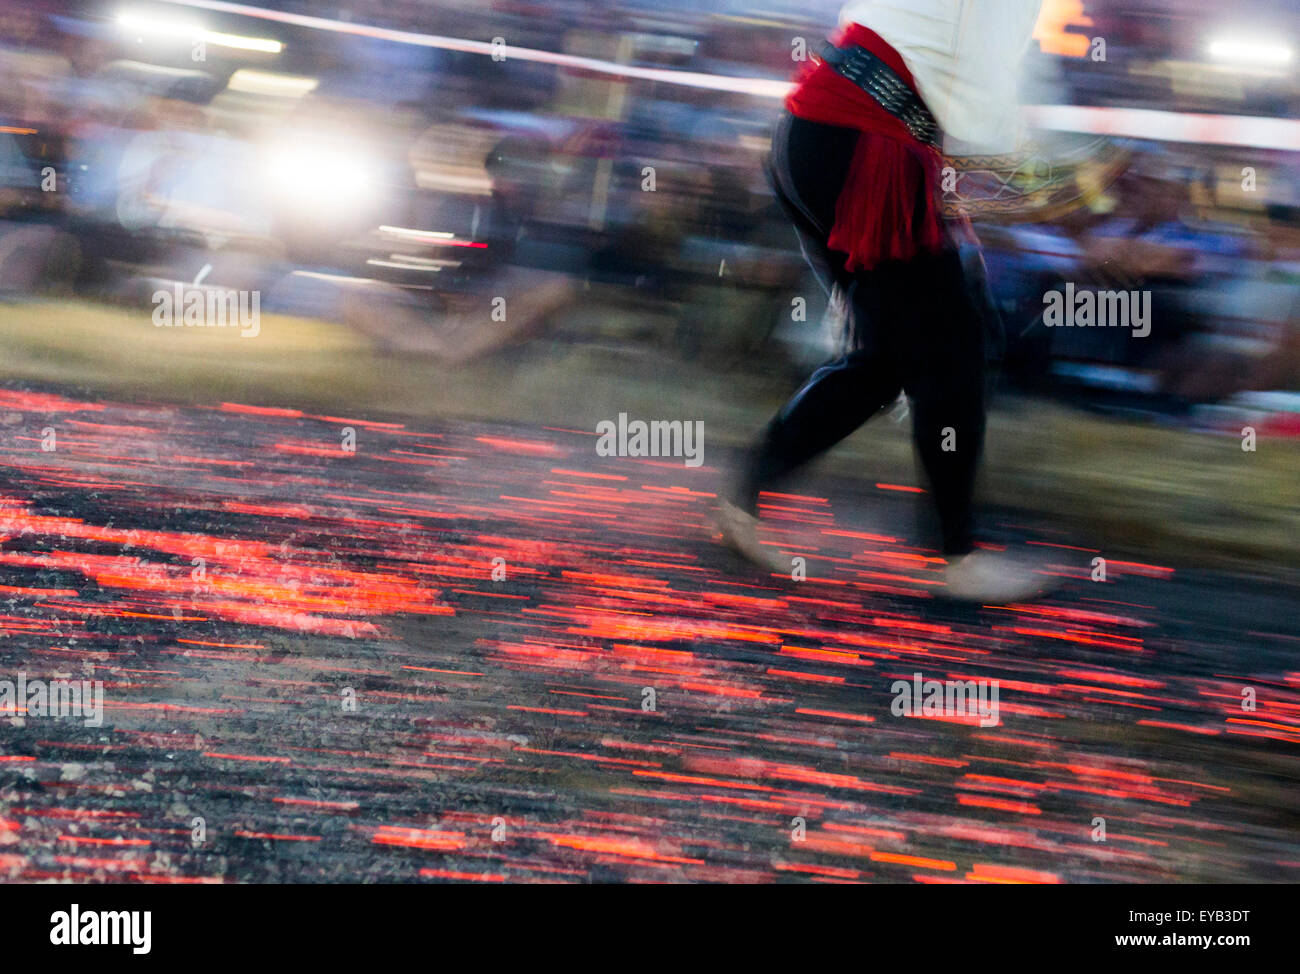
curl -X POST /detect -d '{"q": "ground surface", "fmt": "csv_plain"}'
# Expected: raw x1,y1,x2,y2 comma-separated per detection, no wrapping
0,384,1296,883
4,298,1297,568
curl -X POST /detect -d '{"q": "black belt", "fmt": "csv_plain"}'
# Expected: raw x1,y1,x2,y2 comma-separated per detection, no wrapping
818,41,941,149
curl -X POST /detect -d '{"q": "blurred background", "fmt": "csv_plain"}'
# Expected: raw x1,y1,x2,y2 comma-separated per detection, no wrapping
0,0,1298,889
0,0,1297,564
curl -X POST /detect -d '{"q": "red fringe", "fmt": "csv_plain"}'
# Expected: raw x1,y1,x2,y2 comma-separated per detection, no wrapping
784,24,948,273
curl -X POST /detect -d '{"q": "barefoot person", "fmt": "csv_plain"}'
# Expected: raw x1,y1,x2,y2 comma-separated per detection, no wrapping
719,0,1047,601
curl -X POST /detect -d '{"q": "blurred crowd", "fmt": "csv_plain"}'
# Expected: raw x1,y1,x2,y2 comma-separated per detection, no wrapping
0,0,1297,423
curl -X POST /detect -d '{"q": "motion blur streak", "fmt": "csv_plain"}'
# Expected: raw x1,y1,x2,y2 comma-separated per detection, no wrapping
154,0,795,96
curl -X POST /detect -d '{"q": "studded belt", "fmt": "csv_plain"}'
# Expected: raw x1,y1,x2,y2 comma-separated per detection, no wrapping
818,41,941,149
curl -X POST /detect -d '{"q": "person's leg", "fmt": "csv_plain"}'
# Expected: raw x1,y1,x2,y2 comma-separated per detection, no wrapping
736,114,901,513
865,248,1048,599
881,249,987,555
738,346,902,512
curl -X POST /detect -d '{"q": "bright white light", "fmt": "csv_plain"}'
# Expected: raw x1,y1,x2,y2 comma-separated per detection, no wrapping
117,11,283,54
366,258,443,272
226,70,318,97
291,270,375,284
117,11,201,37
199,30,283,54
1207,37,1293,66
266,141,378,216
379,225,455,241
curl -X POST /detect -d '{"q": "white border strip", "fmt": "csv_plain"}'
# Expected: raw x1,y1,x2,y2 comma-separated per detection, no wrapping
152,0,793,96
1025,105,1300,152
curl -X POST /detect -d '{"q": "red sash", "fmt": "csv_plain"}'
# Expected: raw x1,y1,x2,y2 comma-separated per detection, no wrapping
785,24,950,272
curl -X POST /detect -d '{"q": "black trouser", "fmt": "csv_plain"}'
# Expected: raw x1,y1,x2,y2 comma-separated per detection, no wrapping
741,112,987,555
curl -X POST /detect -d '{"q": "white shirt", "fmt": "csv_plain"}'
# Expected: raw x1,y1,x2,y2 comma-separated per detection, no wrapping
839,0,1044,153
